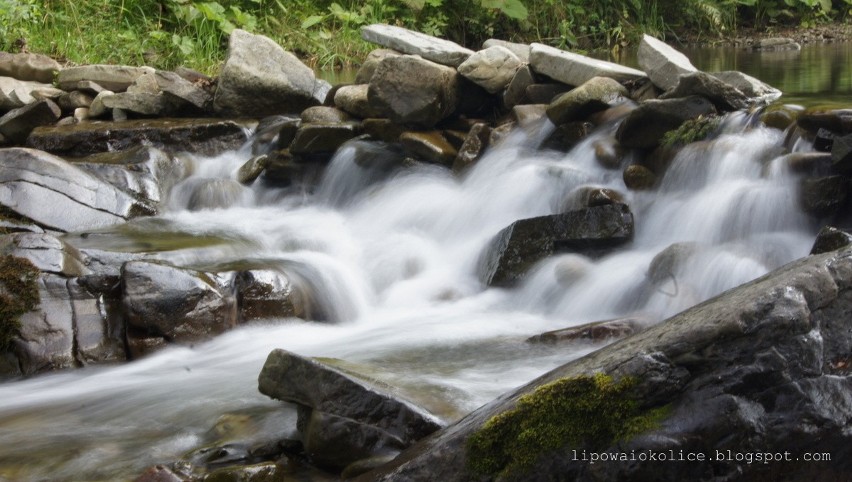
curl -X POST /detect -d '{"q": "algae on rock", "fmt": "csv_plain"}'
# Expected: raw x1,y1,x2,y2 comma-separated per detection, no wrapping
0,255,40,350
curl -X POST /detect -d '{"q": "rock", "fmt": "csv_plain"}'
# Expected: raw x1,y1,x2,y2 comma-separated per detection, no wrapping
399,131,458,167
57,91,94,111
13,273,76,375
27,118,252,157
300,106,352,124
237,154,269,185
368,55,460,128
659,71,749,112
69,276,125,365
0,52,61,83
186,178,251,211
235,269,306,322
0,99,61,144
813,128,836,152
503,65,535,109
482,39,530,63
214,29,318,117
637,34,698,91
525,83,572,104
356,49,402,84
782,152,832,174
452,123,491,174
623,164,657,190
530,43,645,87
101,90,175,117
334,85,384,119
133,465,184,482
57,65,156,92
615,96,717,149
800,176,849,217
527,317,644,344
811,226,852,255
0,148,153,232
761,105,801,131
512,104,547,127
202,462,296,482
359,246,852,482
121,261,236,345
542,121,594,151
251,115,300,154
797,108,852,136
153,70,212,111
74,80,107,95
753,37,801,51
0,233,87,277
457,46,522,94
561,186,625,211
479,204,634,286
361,24,474,67
593,140,623,169
832,133,852,174
647,242,698,285
546,77,628,126
87,90,113,118
711,71,781,102
363,118,406,143
0,77,54,110
259,349,443,467
289,122,361,161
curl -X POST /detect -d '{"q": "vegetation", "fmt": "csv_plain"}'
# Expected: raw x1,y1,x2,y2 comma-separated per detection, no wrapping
0,0,850,73
661,115,722,148
0,255,40,351
465,373,669,478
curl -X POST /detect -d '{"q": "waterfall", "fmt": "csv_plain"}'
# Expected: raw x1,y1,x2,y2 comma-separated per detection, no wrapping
0,114,815,480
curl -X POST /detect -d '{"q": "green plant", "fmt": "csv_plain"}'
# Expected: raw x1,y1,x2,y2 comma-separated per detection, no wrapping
0,255,40,352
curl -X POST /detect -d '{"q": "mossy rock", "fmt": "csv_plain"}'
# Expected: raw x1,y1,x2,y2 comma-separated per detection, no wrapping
466,373,668,478
660,115,721,149
0,255,40,351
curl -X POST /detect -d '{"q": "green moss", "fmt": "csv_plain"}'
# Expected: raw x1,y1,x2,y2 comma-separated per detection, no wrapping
0,255,40,351
661,116,721,149
466,373,668,478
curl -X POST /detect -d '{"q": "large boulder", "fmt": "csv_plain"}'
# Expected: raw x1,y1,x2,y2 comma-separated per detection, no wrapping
235,269,308,322
26,118,251,157
0,148,153,232
457,46,522,94
334,84,384,119
659,71,750,112
57,65,156,92
479,203,634,286
355,49,401,84
530,43,645,87
637,34,698,91
358,246,852,481
615,96,717,149
0,52,61,83
214,29,318,117
368,55,460,128
259,349,444,469
546,77,628,126
361,24,474,68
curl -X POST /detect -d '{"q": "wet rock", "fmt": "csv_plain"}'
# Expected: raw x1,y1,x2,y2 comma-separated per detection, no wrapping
797,108,852,135
637,34,697,91
458,46,522,94
361,24,473,68
187,178,251,211
57,65,156,92
479,203,634,286
503,65,535,109
69,276,125,365
593,140,623,169
753,37,801,51
214,29,318,117
623,164,657,190
647,242,699,285
525,83,572,104
121,261,236,345
356,49,402,84
546,77,627,126
761,104,802,131
134,465,184,482
711,71,781,102
561,186,625,211
251,116,299,154
236,269,306,322
359,245,852,482
237,154,269,185
482,39,530,63
782,152,832,174
811,226,852,255
334,85,383,119
542,121,594,151
512,104,547,127
202,462,293,482
527,317,644,344
13,273,75,375
27,118,251,157
0,98,61,144
831,133,852,174
0,52,61,83
659,71,749,112
0,233,87,277
87,89,113,118
301,408,406,470
452,123,491,174
800,175,850,217
363,118,406,143
813,128,836,152
368,55,460,128
399,131,458,167
530,43,645,86
616,96,717,149
290,122,361,161
0,148,153,232
301,106,352,124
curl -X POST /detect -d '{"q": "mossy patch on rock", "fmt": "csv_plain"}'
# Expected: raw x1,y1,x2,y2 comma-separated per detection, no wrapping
0,255,40,351
661,115,721,149
466,373,667,478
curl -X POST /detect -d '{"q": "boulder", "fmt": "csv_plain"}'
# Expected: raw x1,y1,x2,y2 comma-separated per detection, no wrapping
615,96,717,149
214,29,318,117
800,176,850,217
237,154,269,185
479,204,634,286
546,77,627,126
797,108,852,136
363,118,406,143
623,164,657,190
525,83,572,104
334,84,384,119
301,408,408,470
527,317,645,344
12,273,75,375
0,99,60,145
121,261,236,344
0,233,87,277
482,39,531,63
832,133,852,174
0,148,153,232
358,246,852,482
68,277,126,365
542,121,594,151
711,71,781,102
368,55,460,128
301,106,352,124
235,269,307,322
355,49,401,84
57,65,156,92
100,90,174,117
152,70,212,112
659,71,749,112
512,104,547,127
27,118,251,157
361,24,474,67
289,122,361,161
503,65,535,109
452,123,492,173
637,34,697,92
251,115,300,154
811,226,852,255
457,46,522,94
399,131,458,167
530,43,645,87
0,52,61,83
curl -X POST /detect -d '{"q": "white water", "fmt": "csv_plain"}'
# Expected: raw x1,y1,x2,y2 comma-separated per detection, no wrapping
0,115,815,480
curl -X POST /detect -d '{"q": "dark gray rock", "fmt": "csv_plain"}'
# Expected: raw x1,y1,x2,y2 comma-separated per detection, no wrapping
452,123,492,174
811,226,852,255
358,246,852,482
68,276,125,365
616,96,717,149
289,122,361,161
237,154,269,185
660,71,750,112
57,91,94,111
502,65,535,109
251,115,300,154
479,203,634,286
527,317,645,344
0,99,61,144
561,186,625,211
797,109,852,136
832,133,852,174
711,71,781,102
800,176,850,217
623,164,657,190
525,83,572,104
546,77,627,126
301,409,406,470
236,269,307,323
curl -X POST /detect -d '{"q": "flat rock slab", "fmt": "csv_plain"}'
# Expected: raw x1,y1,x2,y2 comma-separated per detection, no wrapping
530,43,645,87
26,118,252,157
57,65,156,92
638,34,697,91
361,24,474,67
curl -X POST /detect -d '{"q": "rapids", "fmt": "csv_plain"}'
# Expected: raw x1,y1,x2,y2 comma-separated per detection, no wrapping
0,111,816,480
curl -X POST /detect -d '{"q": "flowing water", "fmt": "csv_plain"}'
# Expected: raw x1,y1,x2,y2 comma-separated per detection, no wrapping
0,63,827,480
